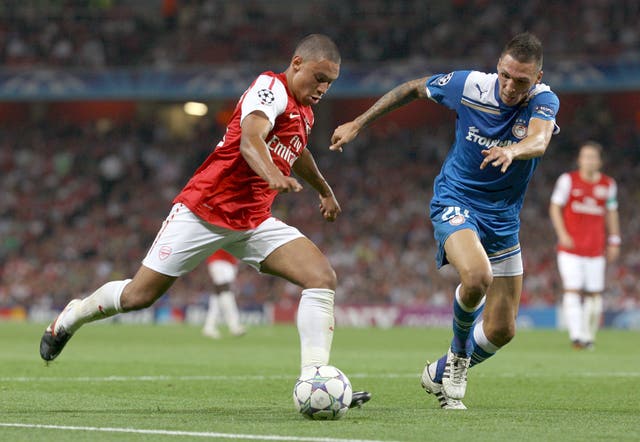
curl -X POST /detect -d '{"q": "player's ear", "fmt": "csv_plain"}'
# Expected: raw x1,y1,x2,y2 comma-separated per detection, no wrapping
536,69,543,84
291,55,303,71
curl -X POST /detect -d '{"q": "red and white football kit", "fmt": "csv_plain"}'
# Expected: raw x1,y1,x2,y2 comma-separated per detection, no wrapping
142,72,310,276
175,71,314,230
207,250,238,286
551,170,617,292
207,249,237,265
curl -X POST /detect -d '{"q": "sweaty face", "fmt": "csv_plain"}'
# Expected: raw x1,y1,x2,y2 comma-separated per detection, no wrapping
496,54,542,107
290,57,340,106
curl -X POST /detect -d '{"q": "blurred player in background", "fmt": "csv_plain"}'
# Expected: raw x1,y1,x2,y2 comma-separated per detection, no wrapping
550,141,620,350
40,33,370,408
330,33,559,409
202,249,246,339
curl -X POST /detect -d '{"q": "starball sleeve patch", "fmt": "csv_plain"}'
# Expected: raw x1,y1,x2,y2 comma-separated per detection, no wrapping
256,88,275,105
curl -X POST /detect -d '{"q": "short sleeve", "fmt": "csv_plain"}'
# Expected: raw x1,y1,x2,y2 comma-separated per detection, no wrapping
425,70,469,111
240,75,288,128
550,173,571,206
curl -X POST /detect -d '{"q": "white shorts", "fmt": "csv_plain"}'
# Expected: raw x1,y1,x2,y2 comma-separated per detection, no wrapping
142,203,305,276
208,260,237,285
557,251,606,293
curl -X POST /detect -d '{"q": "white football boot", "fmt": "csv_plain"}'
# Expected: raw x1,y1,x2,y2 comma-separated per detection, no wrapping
421,361,466,410
441,348,470,399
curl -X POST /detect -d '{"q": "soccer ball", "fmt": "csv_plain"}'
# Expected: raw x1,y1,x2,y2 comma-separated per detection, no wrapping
292,365,353,420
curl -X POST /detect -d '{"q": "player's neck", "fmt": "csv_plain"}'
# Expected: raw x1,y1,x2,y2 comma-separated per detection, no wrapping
579,170,600,182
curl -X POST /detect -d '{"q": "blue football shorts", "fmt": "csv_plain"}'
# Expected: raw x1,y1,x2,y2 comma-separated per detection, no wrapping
430,202,523,276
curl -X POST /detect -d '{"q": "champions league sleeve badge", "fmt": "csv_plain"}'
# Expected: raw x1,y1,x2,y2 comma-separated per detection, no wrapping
257,88,275,105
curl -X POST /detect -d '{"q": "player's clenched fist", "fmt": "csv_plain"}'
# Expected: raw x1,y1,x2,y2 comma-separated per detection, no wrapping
268,175,303,193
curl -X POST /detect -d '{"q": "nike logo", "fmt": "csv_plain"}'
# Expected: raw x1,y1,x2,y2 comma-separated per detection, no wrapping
289,113,300,119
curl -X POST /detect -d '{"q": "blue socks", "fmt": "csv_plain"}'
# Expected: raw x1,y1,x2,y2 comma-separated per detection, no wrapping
432,285,501,384
469,320,500,367
450,285,485,357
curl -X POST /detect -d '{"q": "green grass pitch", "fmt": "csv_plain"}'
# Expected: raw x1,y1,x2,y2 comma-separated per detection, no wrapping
1,322,638,441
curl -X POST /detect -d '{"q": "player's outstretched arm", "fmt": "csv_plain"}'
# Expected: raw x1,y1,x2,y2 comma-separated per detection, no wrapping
329,77,430,152
240,111,302,193
293,149,341,221
480,117,555,172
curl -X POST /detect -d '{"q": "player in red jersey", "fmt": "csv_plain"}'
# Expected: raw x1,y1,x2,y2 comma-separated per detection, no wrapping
201,250,246,339
40,33,370,407
550,141,620,350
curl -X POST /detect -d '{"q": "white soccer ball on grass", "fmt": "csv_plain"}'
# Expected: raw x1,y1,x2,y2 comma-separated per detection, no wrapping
292,365,353,420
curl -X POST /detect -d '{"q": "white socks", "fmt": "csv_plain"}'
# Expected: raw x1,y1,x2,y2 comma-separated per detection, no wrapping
563,292,583,342
59,279,130,334
204,291,245,335
582,294,603,343
218,290,244,334
564,292,602,343
297,288,335,369
203,294,220,332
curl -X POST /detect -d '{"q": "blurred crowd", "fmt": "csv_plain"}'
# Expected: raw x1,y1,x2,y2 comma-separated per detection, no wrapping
1,0,639,68
1,0,639,314
1,97,639,312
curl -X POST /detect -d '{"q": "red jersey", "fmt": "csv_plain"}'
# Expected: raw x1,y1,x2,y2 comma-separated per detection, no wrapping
206,249,237,265
175,71,314,230
550,170,618,257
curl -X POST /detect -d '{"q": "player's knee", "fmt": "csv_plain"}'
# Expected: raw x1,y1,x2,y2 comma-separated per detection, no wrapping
303,266,337,291
485,322,516,347
459,269,493,295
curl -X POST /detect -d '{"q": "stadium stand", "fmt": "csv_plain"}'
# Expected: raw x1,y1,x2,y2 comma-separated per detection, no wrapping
1,0,639,323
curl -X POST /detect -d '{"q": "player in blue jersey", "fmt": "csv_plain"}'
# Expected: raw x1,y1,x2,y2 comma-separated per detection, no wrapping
330,33,559,409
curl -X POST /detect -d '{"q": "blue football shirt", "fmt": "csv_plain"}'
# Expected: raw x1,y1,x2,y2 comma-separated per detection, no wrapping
425,70,560,218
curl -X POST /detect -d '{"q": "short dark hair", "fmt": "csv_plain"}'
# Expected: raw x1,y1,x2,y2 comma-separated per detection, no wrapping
294,34,341,64
502,32,543,70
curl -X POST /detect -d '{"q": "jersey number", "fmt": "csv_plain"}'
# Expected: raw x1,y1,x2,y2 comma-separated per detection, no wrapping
441,206,469,221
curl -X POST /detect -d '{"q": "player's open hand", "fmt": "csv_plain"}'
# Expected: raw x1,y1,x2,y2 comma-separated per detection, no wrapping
329,121,361,152
480,146,515,173
319,194,341,222
269,175,303,193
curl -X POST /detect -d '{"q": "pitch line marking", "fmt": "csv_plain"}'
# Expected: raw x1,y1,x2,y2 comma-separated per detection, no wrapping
0,423,397,442
1,373,415,382
2,371,638,383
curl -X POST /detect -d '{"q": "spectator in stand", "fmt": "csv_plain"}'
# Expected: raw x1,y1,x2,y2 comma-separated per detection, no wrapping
1,1,639,67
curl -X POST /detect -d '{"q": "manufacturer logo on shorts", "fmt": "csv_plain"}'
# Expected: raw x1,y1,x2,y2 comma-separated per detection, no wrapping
159,245,172,260
449,214,466,226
